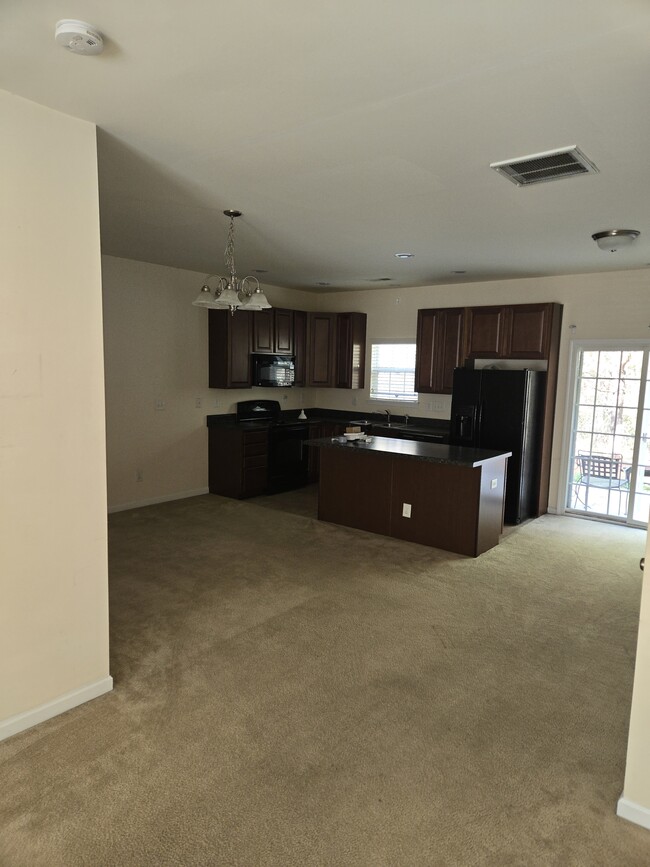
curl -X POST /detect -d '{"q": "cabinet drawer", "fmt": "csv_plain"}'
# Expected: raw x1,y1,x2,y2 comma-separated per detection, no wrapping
243,430,268,444
244,454,267,469
244,441,268,458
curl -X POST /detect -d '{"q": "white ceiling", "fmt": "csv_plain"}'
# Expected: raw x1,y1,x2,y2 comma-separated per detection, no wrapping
3,1,650,292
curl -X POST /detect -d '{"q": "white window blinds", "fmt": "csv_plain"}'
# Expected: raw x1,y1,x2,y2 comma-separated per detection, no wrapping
370,343,418,402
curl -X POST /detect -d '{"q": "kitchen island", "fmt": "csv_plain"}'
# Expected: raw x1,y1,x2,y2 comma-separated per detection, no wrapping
308,436,512,557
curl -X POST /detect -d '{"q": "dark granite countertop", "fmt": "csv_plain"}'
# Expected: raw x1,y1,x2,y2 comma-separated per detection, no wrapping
307,436,511,468
206,408,450,438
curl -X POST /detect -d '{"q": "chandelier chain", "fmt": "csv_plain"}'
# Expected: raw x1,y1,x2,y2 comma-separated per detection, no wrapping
224,217,237,283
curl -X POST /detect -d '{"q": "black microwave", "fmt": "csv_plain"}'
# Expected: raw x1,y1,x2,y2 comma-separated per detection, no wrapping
253,354,295,387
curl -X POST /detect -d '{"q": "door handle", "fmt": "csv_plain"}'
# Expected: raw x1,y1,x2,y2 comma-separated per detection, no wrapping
641,557,645,572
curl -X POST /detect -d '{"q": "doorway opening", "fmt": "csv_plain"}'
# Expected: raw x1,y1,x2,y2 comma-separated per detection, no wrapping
565,343,650,527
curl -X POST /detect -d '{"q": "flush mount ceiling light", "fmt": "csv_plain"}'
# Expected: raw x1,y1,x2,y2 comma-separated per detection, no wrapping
192,210,271,315
55,20,104,55
592,229,640,252
394,253,414,259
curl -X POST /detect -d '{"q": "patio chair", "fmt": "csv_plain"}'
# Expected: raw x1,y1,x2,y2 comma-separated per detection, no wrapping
573,452,628,511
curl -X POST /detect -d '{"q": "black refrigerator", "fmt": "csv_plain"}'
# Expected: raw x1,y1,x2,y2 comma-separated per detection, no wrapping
449,368,546,524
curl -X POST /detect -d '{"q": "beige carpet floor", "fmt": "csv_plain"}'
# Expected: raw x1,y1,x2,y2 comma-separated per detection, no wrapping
1,490,650,866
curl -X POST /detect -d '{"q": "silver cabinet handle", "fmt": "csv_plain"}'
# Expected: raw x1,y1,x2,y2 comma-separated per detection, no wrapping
641,558,645,572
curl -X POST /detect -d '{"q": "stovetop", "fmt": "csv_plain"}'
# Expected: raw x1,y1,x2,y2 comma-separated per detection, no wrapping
235,399,308,427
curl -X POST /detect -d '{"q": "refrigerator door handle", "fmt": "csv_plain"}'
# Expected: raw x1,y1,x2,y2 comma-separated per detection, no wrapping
456,412,472,441
476,402,484,446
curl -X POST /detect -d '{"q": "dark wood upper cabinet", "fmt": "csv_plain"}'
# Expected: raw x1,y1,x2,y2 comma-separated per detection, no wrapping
415,308,464,394
274,309,294,354
307,312,337,387
292,310,307,387
504,303,555,359
252,309,273,353
209,306,365,391
416,302,563,393
465,302,561,361
336,312,367,389
252,308,294,355
208,309,252,389
464,306,507,359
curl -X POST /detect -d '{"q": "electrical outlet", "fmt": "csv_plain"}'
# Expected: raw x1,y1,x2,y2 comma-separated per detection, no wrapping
195,397,202,408
402,503,412,518
429,398,444,412
351,396,357,406
214,399,222,409
491,478,498,489
136,469,143,482
155,399,165,411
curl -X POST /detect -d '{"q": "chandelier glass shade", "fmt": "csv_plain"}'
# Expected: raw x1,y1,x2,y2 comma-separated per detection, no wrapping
192,210,271,314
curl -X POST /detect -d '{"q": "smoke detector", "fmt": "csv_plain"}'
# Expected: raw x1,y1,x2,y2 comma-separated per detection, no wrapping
55,20,104,55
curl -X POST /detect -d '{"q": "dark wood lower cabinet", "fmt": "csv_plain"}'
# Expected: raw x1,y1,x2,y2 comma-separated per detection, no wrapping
208,427,268,498
317,446,507,557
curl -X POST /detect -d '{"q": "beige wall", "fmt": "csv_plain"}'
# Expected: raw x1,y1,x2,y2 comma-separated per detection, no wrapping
0,91,110,736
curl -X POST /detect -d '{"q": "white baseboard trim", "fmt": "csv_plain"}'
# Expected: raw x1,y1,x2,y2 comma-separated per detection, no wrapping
617,794,650,830
108,487,209,514
0,676,114,743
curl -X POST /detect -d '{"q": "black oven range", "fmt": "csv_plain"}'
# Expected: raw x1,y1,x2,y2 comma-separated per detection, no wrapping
236,399,309,493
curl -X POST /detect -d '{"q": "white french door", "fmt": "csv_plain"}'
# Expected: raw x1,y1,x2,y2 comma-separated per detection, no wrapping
565,342,650,527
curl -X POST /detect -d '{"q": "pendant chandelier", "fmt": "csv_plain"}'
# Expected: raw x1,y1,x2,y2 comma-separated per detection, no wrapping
192,210,271,314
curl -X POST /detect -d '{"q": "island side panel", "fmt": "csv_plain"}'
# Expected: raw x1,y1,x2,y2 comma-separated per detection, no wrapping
475,456,509,556
318,447,393,536
390,459,482,556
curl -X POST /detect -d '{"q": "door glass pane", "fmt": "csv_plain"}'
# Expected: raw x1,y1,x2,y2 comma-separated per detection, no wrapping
633,368,650,524
568,348,644,522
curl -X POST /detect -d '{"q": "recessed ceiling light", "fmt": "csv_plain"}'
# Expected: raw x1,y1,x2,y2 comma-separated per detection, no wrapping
252,269,268,274
369,277,392,282
317,281,331,286
452,270,466,274
394,253,414,259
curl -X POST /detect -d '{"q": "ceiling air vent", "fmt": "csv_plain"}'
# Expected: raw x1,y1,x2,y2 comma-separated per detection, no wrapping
490,146,599,187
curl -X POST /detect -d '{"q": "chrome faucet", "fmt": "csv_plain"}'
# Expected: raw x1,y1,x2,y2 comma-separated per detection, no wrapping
383,409,391,425
404,414,409,426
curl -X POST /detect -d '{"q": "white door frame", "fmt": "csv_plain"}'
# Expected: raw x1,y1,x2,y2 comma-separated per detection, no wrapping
556,338,650,520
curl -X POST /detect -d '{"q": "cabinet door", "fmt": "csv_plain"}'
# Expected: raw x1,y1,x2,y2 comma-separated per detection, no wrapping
436,308,465,393
415,308,464,394
252,309,274,353
504,303,551,359
208,310,252,388
415,309,437,393
274,308,294,355
293,311,307,386
336,312,366,389
465,306,507,359
307,313,337,387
